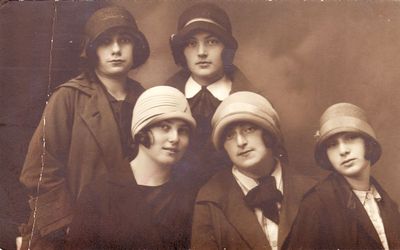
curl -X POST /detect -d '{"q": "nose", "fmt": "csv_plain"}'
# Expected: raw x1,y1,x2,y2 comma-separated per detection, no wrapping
168,129,179,144
235,133,247,148
111,41,121,55
338,142,350,156
197,42,207,57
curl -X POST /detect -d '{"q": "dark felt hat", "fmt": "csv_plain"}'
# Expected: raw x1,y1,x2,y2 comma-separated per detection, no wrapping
170,2,238,66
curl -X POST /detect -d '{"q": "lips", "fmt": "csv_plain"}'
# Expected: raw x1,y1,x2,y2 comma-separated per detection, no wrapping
163,147,179,154
237,149,253,156
108,59,124,63
196,61,211,66
341,158,356,166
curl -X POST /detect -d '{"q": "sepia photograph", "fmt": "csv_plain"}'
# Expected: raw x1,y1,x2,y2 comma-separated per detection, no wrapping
1,0,400,249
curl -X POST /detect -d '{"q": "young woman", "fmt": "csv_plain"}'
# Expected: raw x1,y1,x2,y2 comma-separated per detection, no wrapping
191,91,319,250
67,86,197,249
167,2,259,192
19,6,149,249
284,103,400,249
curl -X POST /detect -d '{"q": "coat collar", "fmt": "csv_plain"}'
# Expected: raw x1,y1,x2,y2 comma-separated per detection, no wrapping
57,74,143,171
196,166,319,249
200,168,271,249
278,166,320,248
79,81,125,170
166,65,259,95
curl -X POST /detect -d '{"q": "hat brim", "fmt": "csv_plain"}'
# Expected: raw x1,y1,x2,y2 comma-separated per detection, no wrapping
212,113,281,151
134,112,197,137
314,127,382,169
172,21,238,50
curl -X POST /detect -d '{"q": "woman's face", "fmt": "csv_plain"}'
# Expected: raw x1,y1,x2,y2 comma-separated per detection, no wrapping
142,119,190,167
326,132,371,179
183,31,225,85
95,28,134,78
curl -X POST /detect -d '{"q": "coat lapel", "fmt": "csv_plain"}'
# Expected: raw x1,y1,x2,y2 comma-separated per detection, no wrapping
278,168,320,248
349,198,382,247
80,83,123,169
373,179,400,248
335,175,383,248
223,174,271,250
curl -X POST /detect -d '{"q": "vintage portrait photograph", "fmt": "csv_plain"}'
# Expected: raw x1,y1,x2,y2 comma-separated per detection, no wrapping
1,0,400,249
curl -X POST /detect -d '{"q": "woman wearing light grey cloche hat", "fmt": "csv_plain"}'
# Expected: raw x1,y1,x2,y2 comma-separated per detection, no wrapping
68,86,197,249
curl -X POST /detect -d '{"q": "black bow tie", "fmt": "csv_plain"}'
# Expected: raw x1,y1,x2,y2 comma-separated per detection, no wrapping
244,176,283,224
187,86,221,119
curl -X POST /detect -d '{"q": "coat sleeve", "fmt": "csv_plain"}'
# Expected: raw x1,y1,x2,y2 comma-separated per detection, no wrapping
283,193,325,250
19,87,75,238
191,201,220,250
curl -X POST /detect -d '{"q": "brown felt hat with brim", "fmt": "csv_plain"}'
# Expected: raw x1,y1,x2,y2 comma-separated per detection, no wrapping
314,103,382,170
211,91,284,151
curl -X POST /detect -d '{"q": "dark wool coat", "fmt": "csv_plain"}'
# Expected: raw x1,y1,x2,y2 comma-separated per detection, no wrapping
166,66,262,189
66,163,196,250
284,172,400,250
191,166,320,250
19,74,144,249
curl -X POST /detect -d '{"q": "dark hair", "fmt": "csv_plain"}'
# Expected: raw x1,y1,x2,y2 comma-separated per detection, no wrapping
133,129,152,149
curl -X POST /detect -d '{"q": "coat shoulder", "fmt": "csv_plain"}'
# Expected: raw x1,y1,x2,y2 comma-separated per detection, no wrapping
196,169,233,205
165,70,189,92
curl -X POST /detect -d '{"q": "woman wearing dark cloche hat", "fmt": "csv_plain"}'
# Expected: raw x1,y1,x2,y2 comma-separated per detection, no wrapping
19,5,149,249
166,2,260,192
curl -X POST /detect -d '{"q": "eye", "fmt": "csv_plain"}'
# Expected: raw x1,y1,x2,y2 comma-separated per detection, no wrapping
243,125,256,134
119,35,132,44
344,133,358,141
156,123,170,132
326,140,338,149
98,37,112,46
207,38,220,45
185,39,197,48
224,130,235,141
178,126,190,135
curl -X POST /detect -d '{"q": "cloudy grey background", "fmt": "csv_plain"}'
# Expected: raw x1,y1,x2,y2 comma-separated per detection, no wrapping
1,0,400,225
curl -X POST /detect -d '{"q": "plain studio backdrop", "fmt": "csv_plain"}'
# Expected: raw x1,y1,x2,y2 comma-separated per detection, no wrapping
1,0,400,225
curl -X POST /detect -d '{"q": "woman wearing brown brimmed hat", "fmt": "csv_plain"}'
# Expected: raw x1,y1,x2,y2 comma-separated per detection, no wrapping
19,5,149,249
285,103,400,249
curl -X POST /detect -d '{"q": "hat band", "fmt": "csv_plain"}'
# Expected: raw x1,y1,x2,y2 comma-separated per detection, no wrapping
319,116,376,139
215,102,279,124
184,18,227,31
